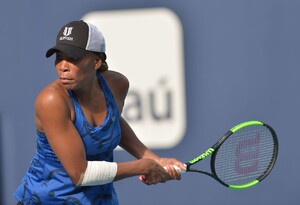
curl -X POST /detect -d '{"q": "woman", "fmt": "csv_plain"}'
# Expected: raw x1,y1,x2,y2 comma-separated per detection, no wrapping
14,20,185,204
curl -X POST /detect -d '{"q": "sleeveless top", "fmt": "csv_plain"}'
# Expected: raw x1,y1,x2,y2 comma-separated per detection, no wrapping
14,73,121,205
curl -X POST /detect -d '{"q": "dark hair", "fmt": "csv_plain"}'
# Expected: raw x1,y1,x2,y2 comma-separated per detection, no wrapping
94,52,108,72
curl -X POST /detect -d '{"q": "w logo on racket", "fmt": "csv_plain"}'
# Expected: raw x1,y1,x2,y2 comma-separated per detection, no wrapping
235,134,260,175
62,27,73,36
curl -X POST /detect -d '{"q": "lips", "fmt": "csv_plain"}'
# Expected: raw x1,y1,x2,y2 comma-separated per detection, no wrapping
60,77,73,84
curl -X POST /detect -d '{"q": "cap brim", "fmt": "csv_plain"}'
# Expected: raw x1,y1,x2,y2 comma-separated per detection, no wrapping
45,44,89,59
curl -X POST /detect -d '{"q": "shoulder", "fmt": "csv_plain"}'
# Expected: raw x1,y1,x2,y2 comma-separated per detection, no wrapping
101,70,129,99
35,81,71,117
34,81,73,132
101,70,129,88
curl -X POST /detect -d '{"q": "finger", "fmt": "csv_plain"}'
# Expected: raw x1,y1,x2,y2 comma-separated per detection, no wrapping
177,163,187,171
139,175,151,185
172,166,182,180
163,166,178,180
139,175,162,185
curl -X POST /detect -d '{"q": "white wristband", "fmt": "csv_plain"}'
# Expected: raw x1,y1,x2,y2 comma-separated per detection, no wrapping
77,161,118,186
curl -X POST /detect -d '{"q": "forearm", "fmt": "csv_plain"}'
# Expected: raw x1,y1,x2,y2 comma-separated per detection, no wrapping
118,117,185,183
119,117,160,161
115,158,170,185
114,159,152,181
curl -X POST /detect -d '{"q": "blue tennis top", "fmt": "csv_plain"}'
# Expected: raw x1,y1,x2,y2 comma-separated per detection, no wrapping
14,73,121,205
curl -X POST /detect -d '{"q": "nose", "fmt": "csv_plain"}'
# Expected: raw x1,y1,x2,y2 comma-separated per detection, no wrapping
59,60,70,72
59,67,69,72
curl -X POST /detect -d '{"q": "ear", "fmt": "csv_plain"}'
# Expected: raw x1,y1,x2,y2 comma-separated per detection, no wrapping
94,56,102,70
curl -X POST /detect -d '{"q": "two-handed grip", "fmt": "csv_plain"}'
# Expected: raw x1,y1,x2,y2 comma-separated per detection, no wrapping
139,165,186,182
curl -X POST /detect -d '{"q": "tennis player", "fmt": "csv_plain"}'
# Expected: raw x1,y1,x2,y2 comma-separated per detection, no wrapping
14,20,186,204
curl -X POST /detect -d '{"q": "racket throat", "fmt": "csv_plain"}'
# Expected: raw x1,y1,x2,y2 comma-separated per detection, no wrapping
185,164,215,178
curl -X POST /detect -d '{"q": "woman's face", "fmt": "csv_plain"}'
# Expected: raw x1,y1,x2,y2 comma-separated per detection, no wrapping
55,52,100,90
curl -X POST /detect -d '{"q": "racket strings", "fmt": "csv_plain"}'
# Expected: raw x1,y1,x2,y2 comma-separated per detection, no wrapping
213,125,276,186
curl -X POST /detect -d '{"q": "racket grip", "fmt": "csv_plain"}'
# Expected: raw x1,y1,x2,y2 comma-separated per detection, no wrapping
139,165,186,182
172,165,186,174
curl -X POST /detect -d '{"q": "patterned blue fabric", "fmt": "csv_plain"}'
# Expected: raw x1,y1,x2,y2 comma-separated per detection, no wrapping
14,73,121,205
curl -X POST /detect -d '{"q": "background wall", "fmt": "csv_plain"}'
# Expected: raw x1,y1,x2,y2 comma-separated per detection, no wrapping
1,0,299,204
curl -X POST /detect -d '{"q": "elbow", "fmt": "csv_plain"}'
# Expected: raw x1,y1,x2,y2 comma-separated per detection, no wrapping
66,163,87,185
69,171,84,185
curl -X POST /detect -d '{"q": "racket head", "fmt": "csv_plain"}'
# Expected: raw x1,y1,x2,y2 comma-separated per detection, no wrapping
211,121,278,189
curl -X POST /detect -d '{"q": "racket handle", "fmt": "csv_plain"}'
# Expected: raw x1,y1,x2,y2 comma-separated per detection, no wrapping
172,165,186,174
139,165,186,182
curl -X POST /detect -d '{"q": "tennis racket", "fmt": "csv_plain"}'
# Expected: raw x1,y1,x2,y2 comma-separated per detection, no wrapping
142,120,278,189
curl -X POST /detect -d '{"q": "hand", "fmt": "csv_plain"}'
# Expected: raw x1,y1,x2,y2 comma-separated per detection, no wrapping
139,158,186,184
139,159,169,185
157,158,186,180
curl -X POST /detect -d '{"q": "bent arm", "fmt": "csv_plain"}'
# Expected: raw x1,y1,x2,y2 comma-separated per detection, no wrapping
119,116,160,161
35,88,87,184
118,117,186,177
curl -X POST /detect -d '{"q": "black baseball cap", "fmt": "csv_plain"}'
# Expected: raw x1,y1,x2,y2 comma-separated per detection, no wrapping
46,20,106,59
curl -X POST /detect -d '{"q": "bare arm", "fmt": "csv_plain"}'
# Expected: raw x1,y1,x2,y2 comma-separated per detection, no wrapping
101,71,171,182
117,117,183,183
102,70,186,182
35,87,87,184
118,116,186,181
119,117,160,160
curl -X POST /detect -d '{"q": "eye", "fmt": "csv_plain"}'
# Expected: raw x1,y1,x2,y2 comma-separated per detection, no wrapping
69,57,82,63
55,53,63,64
54,52,83,65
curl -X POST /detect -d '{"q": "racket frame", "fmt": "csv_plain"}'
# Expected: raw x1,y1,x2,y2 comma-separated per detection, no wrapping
184,120,278,189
